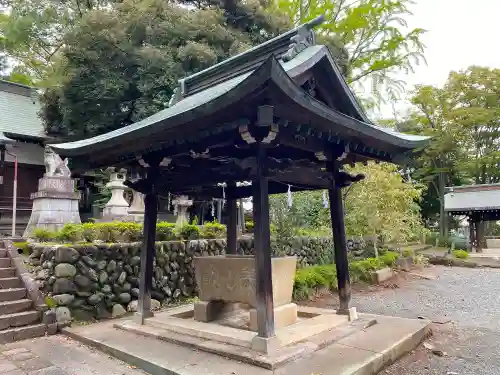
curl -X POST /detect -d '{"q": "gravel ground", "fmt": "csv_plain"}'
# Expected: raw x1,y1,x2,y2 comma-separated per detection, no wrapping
351,266,500,375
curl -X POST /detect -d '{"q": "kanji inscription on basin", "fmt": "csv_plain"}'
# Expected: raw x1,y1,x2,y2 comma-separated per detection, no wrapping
194,255,297,308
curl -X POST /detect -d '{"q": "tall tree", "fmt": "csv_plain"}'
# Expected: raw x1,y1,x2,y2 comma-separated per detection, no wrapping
272,0,426,106
38,0,290,138
0,0,119,82
445,66,500,185
406,66,500,235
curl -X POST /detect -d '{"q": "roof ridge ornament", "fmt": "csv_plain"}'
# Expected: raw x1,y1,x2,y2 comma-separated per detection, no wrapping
282,16,324,62
166,15,325,106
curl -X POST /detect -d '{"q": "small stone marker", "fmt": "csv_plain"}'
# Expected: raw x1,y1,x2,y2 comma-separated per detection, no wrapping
348,307,358,321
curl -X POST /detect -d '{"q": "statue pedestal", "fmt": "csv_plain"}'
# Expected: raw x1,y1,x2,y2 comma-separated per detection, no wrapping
24,176,81,237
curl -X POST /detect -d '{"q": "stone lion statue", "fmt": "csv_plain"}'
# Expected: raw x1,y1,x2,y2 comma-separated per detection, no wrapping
44,146,71,177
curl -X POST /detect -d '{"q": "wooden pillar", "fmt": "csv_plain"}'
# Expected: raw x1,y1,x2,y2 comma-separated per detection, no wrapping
328,165,351,313
252,146,275,338
135,175,158,324
227,182,238,254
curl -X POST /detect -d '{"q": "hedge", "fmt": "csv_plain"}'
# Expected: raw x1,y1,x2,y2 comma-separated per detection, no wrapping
30,221,227,243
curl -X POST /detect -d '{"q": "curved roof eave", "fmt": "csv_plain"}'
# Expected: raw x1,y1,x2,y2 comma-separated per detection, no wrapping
267,57,430,150
49,47,327,158
50,44,429,158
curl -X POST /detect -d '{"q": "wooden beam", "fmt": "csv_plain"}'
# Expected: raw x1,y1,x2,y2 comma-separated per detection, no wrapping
253,145,275,338
226,182,238,254
328,162,351,314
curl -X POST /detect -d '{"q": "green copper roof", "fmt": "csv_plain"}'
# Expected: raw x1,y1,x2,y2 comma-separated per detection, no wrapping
0,80,46,139
49,16,429,163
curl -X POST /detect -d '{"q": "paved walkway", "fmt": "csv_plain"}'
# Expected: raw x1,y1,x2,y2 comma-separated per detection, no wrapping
0,335,146,375
351,266,500,375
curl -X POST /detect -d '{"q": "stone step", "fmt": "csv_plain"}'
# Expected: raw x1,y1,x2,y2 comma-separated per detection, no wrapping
0,258,11,268
0,310,40,330
0,323,46,344
0,288,26,302
0,268,16,278
0,277,22,289
0,249,7,258
0,299,33,315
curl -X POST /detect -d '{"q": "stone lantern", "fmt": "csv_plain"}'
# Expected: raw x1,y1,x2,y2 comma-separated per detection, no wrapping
172,195,193,226
102,168,129,221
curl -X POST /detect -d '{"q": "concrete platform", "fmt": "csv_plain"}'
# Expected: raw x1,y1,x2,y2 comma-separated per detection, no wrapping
470,248,500,259
63,306,431,375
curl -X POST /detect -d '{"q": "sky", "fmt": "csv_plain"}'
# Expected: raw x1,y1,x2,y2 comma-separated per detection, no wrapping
377,0,500,117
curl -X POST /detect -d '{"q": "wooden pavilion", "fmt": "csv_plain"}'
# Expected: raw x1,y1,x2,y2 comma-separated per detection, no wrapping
49,16,429,341
445,184,500,251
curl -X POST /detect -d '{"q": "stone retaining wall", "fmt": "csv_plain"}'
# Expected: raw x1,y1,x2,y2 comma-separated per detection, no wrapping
27,236,335,320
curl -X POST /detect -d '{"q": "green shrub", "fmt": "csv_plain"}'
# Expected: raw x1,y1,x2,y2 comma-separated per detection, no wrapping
178,224,200,240
293,254,396,300
199,221,226,239
245,220,254,233
94,223,120,242
57,224,84,242
156,222,178,241
81,222,98,242
116,222,142,241
31,228,56,242
453,249,469,259
380,251,399,267
293,264,337,300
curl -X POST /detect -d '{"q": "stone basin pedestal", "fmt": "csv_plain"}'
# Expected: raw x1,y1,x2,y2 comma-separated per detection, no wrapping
193,255,298,332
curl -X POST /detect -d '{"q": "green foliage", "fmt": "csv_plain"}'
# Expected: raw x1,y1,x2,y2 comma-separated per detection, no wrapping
178,224,200,240
199,221,226,239
13,241,30,256
156,222,179,241
453,250,469,259
293,251,400,299
270,163,426,245
30,221,223,243
344,163,426,243
81,222,99,242
293,264,337,300
35,0,289,137
31,228,56,242
44,295,57,309
245,220,254,233
55,224,84,242
380,251,399,267
272,0,426,105
404,66,500,232
402,249,413,257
